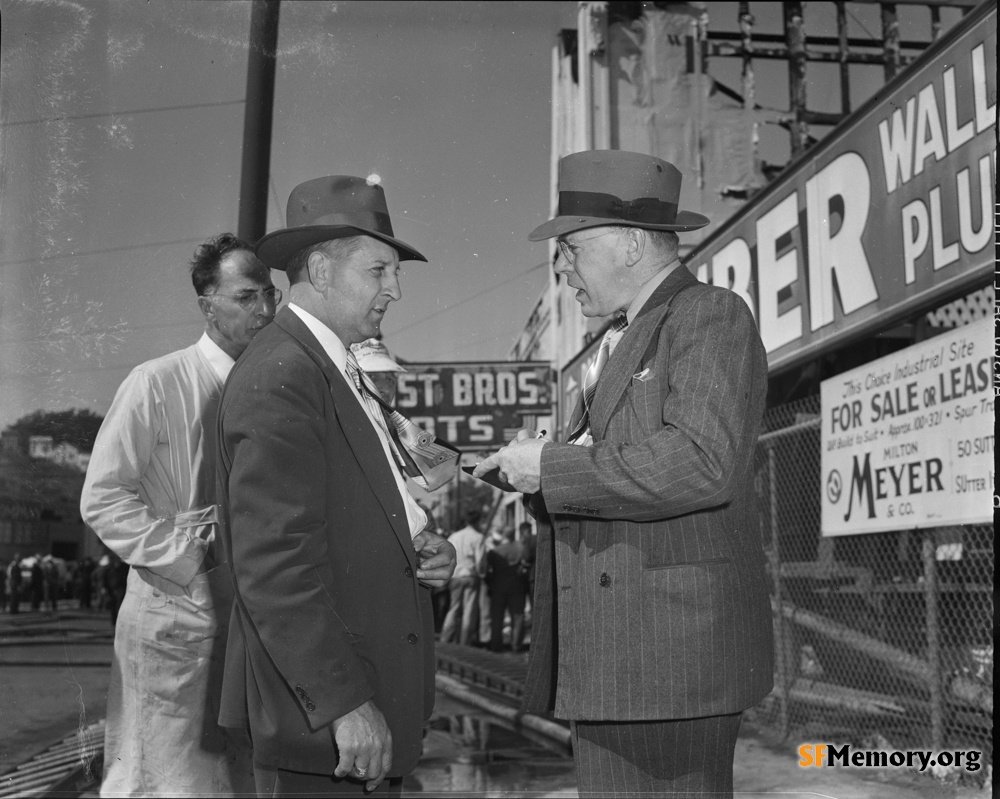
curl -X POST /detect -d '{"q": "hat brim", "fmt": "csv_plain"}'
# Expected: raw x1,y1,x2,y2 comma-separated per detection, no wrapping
256,225,427,271
527,210,710,241
356,355,407,373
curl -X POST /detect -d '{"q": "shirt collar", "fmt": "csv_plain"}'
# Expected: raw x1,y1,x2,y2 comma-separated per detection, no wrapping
197,332,235,382
288,303,349,373
625,258,681,324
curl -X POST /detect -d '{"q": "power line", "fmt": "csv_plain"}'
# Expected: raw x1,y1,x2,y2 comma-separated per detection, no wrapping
0,236,214,268
385,261,548,337
0,318,201,348
1,99,245,128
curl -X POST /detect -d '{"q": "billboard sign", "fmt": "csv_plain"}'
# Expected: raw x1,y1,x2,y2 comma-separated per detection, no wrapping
820,317,993,536
396,362,554,450
688,3,996,374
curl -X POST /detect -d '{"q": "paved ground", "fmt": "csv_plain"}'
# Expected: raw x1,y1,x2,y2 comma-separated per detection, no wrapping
1,607,992,797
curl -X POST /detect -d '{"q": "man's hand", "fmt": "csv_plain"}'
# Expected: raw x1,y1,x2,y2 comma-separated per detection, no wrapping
473,431,547,494
331,699,392,791
412,530,456,588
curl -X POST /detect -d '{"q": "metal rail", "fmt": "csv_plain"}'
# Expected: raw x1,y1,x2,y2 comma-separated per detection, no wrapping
0,720,103,798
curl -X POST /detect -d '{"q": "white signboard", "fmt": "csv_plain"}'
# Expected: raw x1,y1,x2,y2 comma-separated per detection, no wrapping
821,317,993,536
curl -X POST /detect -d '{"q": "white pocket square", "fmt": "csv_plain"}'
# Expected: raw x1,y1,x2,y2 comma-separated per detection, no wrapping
632,367,652,382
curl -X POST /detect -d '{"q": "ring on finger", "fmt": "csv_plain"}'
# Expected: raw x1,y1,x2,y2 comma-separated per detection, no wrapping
354,765,368,777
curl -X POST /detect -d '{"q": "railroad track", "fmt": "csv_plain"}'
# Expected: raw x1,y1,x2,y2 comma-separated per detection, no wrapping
0,720,103,798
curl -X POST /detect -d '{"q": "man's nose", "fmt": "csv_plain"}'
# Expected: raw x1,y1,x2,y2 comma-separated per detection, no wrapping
383,273,402,301
257,294,278,315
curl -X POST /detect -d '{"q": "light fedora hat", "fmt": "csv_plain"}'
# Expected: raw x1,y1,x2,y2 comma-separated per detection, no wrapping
528,150,709,241
351,337,407,373
256,175,427,270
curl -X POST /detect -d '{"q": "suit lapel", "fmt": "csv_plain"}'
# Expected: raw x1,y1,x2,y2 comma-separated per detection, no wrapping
274,309,415,560
590,266,698,441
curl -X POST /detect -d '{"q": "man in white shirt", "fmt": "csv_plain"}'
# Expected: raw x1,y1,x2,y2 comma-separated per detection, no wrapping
81,233,277,796
217,175,456,796
440,509,485,645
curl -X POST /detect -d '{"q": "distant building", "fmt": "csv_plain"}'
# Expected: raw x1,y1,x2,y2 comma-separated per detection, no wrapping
28,435,90,473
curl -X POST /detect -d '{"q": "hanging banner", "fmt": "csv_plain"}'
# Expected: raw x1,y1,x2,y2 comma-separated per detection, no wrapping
395,362,554,450
820,317,993,536
687,2,996,374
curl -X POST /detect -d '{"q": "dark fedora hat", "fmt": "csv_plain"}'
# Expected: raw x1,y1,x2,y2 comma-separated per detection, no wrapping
256,175,427,270
528,150,709,241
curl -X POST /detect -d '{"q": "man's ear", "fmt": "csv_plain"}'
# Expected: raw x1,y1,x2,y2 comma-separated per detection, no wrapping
624,228,645,267
196,295,217,324
306,249,328,290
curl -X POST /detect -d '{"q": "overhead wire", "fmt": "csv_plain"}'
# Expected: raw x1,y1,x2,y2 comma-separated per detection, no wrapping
1,261,550,362
0,99,245,128
385,261,548,337
0,237,213,268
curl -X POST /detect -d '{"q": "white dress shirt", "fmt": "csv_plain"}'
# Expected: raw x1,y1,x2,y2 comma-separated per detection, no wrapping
288,303,427,538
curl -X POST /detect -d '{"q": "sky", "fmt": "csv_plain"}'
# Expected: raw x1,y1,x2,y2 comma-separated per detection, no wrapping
0,0,963,430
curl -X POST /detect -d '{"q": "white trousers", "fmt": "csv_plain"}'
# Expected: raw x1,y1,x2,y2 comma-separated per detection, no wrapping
101,567,253,797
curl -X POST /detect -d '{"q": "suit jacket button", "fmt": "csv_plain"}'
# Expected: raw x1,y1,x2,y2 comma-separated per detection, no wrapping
305,701,316,712
599,573,611,587
404,566,414,578
407,633,419,644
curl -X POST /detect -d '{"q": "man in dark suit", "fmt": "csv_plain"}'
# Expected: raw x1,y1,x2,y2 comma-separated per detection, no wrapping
475,150,773,797
217,175,456,795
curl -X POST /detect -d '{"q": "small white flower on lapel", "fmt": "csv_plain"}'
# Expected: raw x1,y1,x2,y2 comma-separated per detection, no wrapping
632,367,652,382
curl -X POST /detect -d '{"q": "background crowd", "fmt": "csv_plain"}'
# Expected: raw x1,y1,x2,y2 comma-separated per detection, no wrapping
1,551,129,622
1,517,537,655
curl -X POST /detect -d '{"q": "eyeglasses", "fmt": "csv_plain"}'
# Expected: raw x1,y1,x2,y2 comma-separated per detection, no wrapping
556,229,619,264
205,286,282,311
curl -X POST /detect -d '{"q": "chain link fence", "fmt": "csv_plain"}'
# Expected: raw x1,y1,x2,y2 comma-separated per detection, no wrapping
750,394,993,769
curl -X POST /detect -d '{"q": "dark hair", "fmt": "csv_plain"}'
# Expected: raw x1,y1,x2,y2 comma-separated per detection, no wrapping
463,508,483,529
190,233,254,296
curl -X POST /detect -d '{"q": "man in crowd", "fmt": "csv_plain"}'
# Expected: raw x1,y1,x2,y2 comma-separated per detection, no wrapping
4,555,21,614
476,150,772,796
81,233,275,795
440,508,486,646
351,337,406,404
217,174,456,795
481,524,528,653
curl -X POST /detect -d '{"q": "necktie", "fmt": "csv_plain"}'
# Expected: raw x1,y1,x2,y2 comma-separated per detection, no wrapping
568,314,628,445
345,351,459,490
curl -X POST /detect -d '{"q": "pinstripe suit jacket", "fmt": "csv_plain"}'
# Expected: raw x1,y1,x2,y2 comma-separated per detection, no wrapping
523,266,773,721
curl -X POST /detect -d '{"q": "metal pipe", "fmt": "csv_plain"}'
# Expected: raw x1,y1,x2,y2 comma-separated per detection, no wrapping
881,3,901,82
767,444,789,737
922,530,943,750
836,1,851,115
783,1,809,157
436,673,571,746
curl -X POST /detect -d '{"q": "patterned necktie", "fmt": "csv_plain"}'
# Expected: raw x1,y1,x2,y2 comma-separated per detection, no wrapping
568,314,628,445
345,350,459,490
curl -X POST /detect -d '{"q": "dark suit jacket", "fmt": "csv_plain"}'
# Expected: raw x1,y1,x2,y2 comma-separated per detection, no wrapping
524,266,773,721
215,307,434,774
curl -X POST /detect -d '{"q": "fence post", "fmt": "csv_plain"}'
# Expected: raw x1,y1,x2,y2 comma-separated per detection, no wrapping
921,529,943,750
768,444,789,737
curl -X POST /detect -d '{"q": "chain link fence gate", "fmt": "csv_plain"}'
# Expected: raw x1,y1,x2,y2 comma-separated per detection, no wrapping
749,394,993,771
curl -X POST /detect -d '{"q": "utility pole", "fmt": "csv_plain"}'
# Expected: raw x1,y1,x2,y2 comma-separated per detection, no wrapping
238,0,280,243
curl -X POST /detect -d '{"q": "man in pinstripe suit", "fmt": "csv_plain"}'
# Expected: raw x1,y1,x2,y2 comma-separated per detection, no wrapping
475,150,773,797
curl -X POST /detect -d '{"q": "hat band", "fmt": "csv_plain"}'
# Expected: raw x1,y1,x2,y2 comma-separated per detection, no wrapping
557,191,678,225
309,210,394,236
